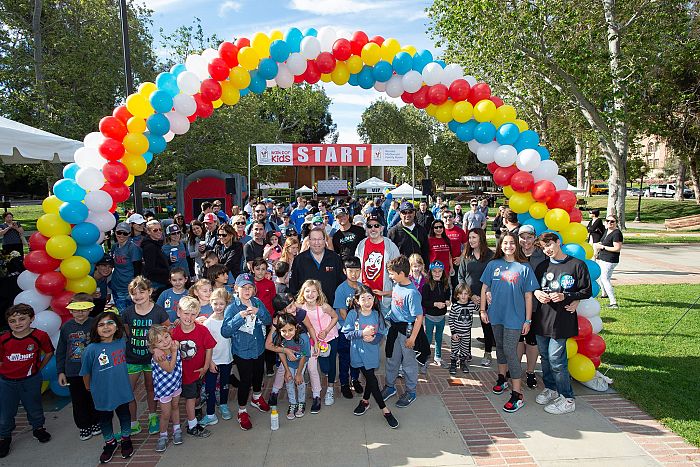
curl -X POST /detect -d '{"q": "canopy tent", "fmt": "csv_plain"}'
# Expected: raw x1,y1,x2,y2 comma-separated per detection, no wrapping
355,176,394,190
568,184,586,195
389,182,425,199
0,116,81,164
295,185,314,194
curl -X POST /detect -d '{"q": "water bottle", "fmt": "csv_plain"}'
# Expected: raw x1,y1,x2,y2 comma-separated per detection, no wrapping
270,407,279,431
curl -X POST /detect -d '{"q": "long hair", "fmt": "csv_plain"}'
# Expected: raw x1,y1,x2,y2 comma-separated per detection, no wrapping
280,236,300,264
350,284,384,331
462,228,491,262
493,232,528,263
188,220,204,247
428,264,450,291
272,313,301,346
89,311,125,344
218,223,238,243
295,279,328,306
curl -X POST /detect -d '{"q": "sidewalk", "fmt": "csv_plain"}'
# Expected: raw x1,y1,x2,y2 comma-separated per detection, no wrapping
614,244,700,285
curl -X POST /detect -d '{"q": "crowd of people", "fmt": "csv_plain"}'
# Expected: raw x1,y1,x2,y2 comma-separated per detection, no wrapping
0,193,618,463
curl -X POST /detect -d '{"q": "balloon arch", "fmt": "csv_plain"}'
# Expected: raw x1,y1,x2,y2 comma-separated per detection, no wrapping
18,27,605,387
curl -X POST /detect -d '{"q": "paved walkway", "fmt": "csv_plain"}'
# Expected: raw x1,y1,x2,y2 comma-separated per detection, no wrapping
614,244,700,285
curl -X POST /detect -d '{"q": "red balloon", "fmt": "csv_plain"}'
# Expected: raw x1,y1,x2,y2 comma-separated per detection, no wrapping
510,171,534,192
578,333,606,358
303,60,320,84
469,82,491,104
487,162,499,174
235,37,250,49
51,290,75,316
350,31,369,55
187,113,197,123
569,208,583,223
489,96,504,107
112,105,133,124
589,355,601,368
28,232,49,252
293,74,305,84
448,79,470,102
102,182,131,203
218,41,239,67
207,58,230,81
400,91,414,104
332,39,352,61
532,180,557,202
103,161,129,184
369,35,384,46
24,250,61,274
99,116,127,140
35,271,67,296
99,138,125,162
193,94,213,118
575,315,593,341
427,84,448,105
412,86,430,109
493,166,519,186
200,79,222,102
316,52,336,74
110,200,118,213
547,190,577,211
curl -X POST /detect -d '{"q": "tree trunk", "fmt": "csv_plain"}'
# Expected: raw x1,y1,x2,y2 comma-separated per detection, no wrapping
674,157,686,201
689,156,700,205
575,136,585,191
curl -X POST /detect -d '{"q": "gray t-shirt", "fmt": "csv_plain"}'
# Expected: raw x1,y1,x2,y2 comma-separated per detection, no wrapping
0,223,22,245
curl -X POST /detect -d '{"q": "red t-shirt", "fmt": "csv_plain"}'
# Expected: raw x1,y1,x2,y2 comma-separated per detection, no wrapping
445,225,467,258
0,329,53,379
428,236,454,276
171,323,216,385
255,278,276,317
362,240,386,293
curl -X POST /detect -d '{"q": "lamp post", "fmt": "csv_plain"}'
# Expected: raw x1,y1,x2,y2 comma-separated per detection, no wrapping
423,154,433,202
634,163,648,222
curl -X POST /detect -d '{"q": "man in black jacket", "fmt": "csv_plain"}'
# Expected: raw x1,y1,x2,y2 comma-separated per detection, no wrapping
141,220,170,298
416,201,435,230
388,201,430,265
288,228,346,305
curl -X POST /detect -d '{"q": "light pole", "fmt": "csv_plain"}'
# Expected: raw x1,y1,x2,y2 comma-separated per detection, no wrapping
423,154,433,201
634,163,648,222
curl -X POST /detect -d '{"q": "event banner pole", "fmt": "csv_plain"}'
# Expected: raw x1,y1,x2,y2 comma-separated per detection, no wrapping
248,145,251,201
411,145,415,201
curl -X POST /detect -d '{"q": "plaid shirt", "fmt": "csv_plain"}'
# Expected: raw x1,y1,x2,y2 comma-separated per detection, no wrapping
152,352,182,399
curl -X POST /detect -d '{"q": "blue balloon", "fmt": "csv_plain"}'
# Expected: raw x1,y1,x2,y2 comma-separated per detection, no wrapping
454,120,478,142
515,130,540,151
50,378,70,398
41,355,56,380
562,243,586,260
269,40,290,63
59,201,89,224
155,72,179,98
536,146,550,160
496,123,520,145
146,113,170,136
304,28,317,37
392,51,412,75
71,222,100,246
170,63,186,76
75,243,105,263
411,50,430,72
436,59,446,68
518,212,532,224
257,58,279,80
146,132,167,154
285,28,303,53
53,178,86,202
150,89,174,113
372,61,393,82
357,66,375,89
240,87,250,97
348,74,358,86
248,71,266,94
473,122,497,144
524,218,547,235
142,151,154,164
448,120,460,133
591,281,600,298
419,49,434,63
62,163,80,180
585,259,601,280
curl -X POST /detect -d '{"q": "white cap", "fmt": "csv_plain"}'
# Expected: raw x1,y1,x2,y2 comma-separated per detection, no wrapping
126,213,146,224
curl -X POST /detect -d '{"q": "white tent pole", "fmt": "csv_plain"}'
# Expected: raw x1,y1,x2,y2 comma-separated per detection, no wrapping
248,145,252,200
411,145,415,202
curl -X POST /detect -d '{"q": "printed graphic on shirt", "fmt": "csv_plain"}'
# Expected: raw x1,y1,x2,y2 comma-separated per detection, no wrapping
179,340,198,359
392,292,405,309
542,272,574,292
365,251,384,281
68,331,88,362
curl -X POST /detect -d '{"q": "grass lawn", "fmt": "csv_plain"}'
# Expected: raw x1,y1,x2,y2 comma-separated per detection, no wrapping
585,196,700,223
600,284,700,446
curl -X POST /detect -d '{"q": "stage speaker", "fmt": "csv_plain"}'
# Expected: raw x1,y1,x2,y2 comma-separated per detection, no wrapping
225,177,237,194
421,178,433,196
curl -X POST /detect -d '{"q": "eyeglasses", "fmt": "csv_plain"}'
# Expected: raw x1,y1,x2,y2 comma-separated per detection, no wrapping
367,223,382,229
97,320,116,328
234,221,245,225
116,231,129,236
470,204,477,207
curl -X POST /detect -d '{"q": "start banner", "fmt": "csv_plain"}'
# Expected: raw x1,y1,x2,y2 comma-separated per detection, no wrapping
255,144,408,167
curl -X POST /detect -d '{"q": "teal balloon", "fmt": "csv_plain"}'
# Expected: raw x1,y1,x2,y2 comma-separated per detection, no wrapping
357,66,375,89
269,40,290,62
155,72,179,98
496,123,520,145
514,129,540,152
474,122,496,144
348,74,358,86
41,355,56,380
76,243,105,263
170,63,186,76
248,71,266,94
62,163,79,180
50,378,70,397
455,120,478,142
585,259,601,280
563,243,586,260
257,58,278,80
146,132,167,154
542,229,563,242
142,151,153,164
392,52,412,75
146,113,170,136
59,201,89,224
524,218,547,235
372,61,393,82
150,89,174,113
304,28,317,37
536,146,550,160
54,178,86,202
285,28,303,53
71,222,100,246
591,281,600,298
518,212,532,223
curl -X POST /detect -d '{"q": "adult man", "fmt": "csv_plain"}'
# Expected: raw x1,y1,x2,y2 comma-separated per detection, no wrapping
533,232,592,415
288,228,346,306
355,214,400,313
270,204,286,226
290,197,309,233
317,200,334,226
211,200,229,224
443,210,467,290
431,196,443,217
332,208,366,260
243,197,256,217
140,220,170,296
197,201,213,222
243,220,266,272
388,201,429,265
464,200,487,231
202,212,219,250
415,201,435,230
245,203,280,235
478,198,490,219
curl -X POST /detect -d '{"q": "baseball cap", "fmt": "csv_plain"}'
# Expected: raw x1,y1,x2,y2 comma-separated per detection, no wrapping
285,227,297,237
235,273,255,288
334,207,348,217
116,222,130,233
203,213,218,223
165,224,181,235
429,260,445,271
311,215,324,225
367,213,381,223
96,254,114,266
353,214,366,225
399,201,415,212
126,213,145,224
518,224,536,236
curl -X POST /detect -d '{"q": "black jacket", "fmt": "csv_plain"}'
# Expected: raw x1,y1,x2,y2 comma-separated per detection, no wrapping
587,218,605,243
141,237,170,286
215,241,243,277
421,281,450,317
388,222,430,265
416,210,435,230
288,248,346,305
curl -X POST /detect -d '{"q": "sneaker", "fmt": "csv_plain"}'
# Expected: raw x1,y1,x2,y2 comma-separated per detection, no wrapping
449,360,457,376
461,359,470,374
295,402,306,418
219,404,233,420
476,337,486,344
432,357,442,367
91,424,102,436
380,385,397,401
155,435,168,453
310,397,322,414
130,421,142,435
237,411,252,430
353,400,369,416
99,440,118,463
395,392,416,408
341,384,354,399
536,388,559,405
526,372,538,389
544,396,576,415
287,404,297,420
503,391,524,413
266,367,276,377
492,374,509,395
32,428,51,443
187,424,211,438
268,392,279,407
194,397,205,410
397,370,404,379
199,414,219,426
148,413,159,434
79,428,92,441
352,379,363,394
120,436,133,459
250,396,270,413
419,363,428,375
173,429,183,445
384,412,399,429
608,304,619,309
0,438,11,459
324,387,335,406
481,352,492,367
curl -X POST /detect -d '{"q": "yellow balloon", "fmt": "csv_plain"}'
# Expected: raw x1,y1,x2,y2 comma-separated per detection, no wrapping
37,213,71,237
361,42,381,66
473,99,497,122
509,192,535,214
122,133,149,154
121,153,147,176
220,81,240,105
212,99,223,109
126,93,153,119
380,38,401,62
125,174,135,186
544,208,570,231
331,62,350,85
496,105,517,123
566,338,578,359
320,73,332,83
60,256,91,280
452,101,473,123
65,275,97,294
529,202,548,219
561,222,588,244
138,82,157,98
346,56,363,74
568,353,596,382
45,234,78,260
252,32,271,57
41,380,50,393
126,116,147,133
425,104,438,117
42,195,63,215
238,47,260,71
401,45,417,56
514,119,529,132
582,241,594,259
503,185,514,198
229,66,251,89
270,30,284,41
435,101,455,123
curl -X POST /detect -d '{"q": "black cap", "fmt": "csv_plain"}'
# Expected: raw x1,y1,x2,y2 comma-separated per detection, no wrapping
96,254,114,266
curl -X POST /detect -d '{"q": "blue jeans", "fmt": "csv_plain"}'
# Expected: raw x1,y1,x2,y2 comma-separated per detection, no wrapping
0,373,45,438
536,335,574,399
317,338,338,384
205,363,232,415
424,317,446,359
336,331,360,385
285,364,307,405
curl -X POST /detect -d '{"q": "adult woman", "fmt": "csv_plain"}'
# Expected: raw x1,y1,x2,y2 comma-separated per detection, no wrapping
173,213,188,236
110,222,143,311
0,212,24,256
503,209,520,236
187,220,206,278
231,214,249,244
280,236,300,270
427,219,454,277
594,215,624,308
386,200,399,227
126,213,146,248
457,228,495,366
215,224,243,278
479,232,538,413
492,205,506,239
587,209,605,244
453,204,465,227
230,205,241,218
140,220,170,298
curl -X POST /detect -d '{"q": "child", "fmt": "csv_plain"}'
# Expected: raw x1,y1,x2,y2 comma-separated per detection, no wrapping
206,264,231,293
332,256,364,399
162,224,190,276
80,312,135,463
201,288,234,426
408,253,427,294
273,261,290,294
221,274,272,430
56,295,99,440
381,255,427,409
189,279,213,319
251,257,276,375
449,283,476,376
122,276,170,435
263,231,283,263
269,314,310,420
295,279,339,412
201,251,219,279
0,304,53,458
92,255,114,315
341,285,398,429
170,296,216,438
422,261,450,368
148,325,182,452
157,268,189,322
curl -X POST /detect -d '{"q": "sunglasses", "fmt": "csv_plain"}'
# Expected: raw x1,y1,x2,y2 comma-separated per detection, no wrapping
218,232,229,237
606,219,616,223
97,320,116,328
255,210,266,213
150,228,162,232
434,225,444,229
234,221,246,225
116,231,129,236
367,223,382,229
444,215,454,219
400,210,414,214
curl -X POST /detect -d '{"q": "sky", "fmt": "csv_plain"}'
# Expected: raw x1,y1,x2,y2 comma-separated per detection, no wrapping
139,0,437,142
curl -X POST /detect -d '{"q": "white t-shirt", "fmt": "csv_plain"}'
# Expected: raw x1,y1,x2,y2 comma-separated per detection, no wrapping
204,316,233,365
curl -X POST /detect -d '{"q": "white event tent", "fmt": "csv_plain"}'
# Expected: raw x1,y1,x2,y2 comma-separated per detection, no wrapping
0,116,81,164
389,182,425,199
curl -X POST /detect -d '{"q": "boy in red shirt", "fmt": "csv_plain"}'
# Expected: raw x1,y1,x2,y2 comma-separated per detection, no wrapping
0,304,54,458
251,258,277,376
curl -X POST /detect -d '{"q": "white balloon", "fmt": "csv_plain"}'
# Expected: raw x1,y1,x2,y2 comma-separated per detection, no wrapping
75,167,104,192
173,93,197,116
86,211,117,232
201,48,219,63
17,271,39,291
385,75,404,98
266,79,277,88
441,63,463,86
476,141,500,164
552,174,569,191
74,147,104,170
185,54,209,80
50,331,60,349
402,70,423,93
275,64,294,88
421,62,444,86
84,190,113,212
373,81,387,92
577,298,601,318
464,74,477,86
467,140,482,154
33,310,62,336
493,145,517,167
163,131,175,142
532,159,559,182
83,132,104,148
176,71,201,96
587,315,603,334
166,111,190,135
286,52,307,75
98,231,106,244
14,289,52,314
300,36,321,60
516,148,542,172
317,27,337,52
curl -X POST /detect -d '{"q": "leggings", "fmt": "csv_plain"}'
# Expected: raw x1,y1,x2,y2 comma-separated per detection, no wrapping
317,338,338,384
98,402,131,442
491,324,523,379
233,354,264,407
482,321,495,352
205,362,232,415
307,355,323,397
359,367,385,410
597,259,618,305
67,375,99,429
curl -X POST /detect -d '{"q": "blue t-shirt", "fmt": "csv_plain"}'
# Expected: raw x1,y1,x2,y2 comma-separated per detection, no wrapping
161,241,189,275
130,235,144,248
341,309,386,369
480,259,538,330
277,333,311,370
199,303,213,318
290,208,309,232
110,242,143,293
79,338,134,411
388,282,423,323
333,281,358,328
156,288,188,322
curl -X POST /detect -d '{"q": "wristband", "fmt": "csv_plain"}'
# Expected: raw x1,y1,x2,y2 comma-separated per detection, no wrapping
524,319,532,324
